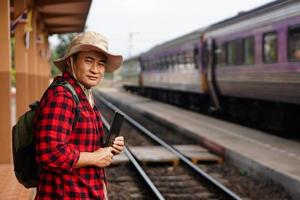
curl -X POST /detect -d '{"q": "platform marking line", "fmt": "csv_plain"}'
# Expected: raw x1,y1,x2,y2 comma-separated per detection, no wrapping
114,92,300,161
195,121,300,161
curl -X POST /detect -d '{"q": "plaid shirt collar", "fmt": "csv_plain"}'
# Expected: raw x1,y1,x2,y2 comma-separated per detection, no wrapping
58,71,91,104
76,80,95,108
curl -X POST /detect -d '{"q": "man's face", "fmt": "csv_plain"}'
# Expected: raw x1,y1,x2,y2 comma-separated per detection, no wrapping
72,51,106,88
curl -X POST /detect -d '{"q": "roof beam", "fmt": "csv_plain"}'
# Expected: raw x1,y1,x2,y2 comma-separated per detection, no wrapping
49,28,81,34
35,0,84,6
40,13,86,19
46,24,81,28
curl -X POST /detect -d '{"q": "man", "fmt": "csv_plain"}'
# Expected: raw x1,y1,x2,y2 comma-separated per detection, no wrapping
34,31,124,199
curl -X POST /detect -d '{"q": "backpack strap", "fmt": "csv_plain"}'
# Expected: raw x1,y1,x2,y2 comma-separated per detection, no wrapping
34,80,81,181
52,80,81,119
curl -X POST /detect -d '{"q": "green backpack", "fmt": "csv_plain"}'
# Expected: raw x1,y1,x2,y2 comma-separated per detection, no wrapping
12,79,80,188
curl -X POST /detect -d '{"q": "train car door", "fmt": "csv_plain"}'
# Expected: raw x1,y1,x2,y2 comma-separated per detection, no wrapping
206,38,221,110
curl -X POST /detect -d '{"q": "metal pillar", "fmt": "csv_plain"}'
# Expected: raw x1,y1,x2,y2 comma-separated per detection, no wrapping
0,0,12,163
28,7,38,102
15,0,29,118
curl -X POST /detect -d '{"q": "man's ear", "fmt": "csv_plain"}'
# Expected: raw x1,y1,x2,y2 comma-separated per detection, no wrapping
66,57,71,67
66,57,74,71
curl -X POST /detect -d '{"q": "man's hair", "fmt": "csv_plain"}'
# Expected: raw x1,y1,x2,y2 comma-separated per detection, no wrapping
72,52,79,61
65,53,79,69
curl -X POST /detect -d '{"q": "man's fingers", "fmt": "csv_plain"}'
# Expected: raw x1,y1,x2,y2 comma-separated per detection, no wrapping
113,140,124,146
114,136,124,141
112,144,123,151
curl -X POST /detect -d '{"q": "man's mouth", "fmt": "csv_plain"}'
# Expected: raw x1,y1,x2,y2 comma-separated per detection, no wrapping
88,76,99,80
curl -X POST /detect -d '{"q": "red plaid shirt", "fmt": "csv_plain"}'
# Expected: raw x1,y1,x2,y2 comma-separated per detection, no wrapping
34,71,105,199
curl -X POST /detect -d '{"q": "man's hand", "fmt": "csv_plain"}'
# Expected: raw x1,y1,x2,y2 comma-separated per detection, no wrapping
111,136,124,155
92,147,114,168
76,147,114,169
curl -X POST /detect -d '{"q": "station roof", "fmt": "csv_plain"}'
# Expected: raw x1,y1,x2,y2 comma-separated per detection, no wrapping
36,0,92,34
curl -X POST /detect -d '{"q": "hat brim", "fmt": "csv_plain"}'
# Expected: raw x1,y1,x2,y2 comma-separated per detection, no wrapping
53,44,123,73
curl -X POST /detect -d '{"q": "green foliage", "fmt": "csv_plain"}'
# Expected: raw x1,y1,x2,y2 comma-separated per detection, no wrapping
239,169,247,176
50,49,61,77
11,67,16,87
50,33,77,77
11,37,16,87
55,33,77,58
11,37,15,69
104,73,114,80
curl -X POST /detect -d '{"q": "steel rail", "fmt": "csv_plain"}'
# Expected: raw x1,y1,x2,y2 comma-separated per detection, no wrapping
96,93,242,200
101,115,165,200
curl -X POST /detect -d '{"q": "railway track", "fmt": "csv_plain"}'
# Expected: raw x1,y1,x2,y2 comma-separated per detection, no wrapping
95,93,242,200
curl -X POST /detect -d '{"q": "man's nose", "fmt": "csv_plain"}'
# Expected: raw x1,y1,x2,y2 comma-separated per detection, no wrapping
90,63,101,73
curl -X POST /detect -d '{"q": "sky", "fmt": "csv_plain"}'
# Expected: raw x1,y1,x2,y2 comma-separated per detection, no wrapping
51,0,275,59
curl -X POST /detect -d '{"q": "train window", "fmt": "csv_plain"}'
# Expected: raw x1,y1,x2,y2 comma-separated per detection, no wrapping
179,52,184,69
227,40,239,65
162,57,167,70
215,45,221,65
146,60,151,71
161,57,166,70
143,60,148,71
149,60,152,70
156,59,159,69
263,32,277,63
242,36,255,65
166,56,170,69
171,55,176,70
155,59,159,70
147,60,150,70
157,59,160,70
150,60,154,70
179,52,183,63
193,47,199,69
167,56,173,70
152,59,156,70
177,53,184,70
145,60,148,70
165,57,168,69
215,43,227,66
183,52,188,68
170,56,174,70
288,25,300,61
180,53,186,70
186,51,195,69
159,58,162,69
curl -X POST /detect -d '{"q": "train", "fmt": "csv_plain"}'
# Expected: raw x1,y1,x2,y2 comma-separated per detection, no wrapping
120,0,300,134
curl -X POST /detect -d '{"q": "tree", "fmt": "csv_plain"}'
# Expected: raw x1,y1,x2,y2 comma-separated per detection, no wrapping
11,37,16,87
50,33,77,77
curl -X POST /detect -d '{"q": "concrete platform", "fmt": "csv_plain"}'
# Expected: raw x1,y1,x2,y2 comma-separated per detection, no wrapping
96,88,300,200
174,145,223,164
112,145,222,166
112,151,129,165
0,164,35,200
130,146,179,166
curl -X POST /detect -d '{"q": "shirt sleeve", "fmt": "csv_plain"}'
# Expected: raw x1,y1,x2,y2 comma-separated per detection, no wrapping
35,87,80,174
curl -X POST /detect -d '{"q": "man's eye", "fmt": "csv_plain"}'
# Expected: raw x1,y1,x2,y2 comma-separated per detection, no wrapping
86,59,92,63
98,62,105,66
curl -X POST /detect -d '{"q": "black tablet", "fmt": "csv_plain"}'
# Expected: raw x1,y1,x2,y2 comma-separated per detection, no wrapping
104,112,124,147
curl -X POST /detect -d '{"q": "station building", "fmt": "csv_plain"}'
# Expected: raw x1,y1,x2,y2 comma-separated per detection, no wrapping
0,0,92,164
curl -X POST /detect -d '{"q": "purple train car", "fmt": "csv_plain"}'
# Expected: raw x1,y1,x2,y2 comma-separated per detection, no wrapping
138,28,208,107
122,0,300,132
205,0,300,109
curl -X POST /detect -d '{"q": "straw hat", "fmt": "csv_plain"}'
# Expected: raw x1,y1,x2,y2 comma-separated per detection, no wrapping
53,31,123,73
